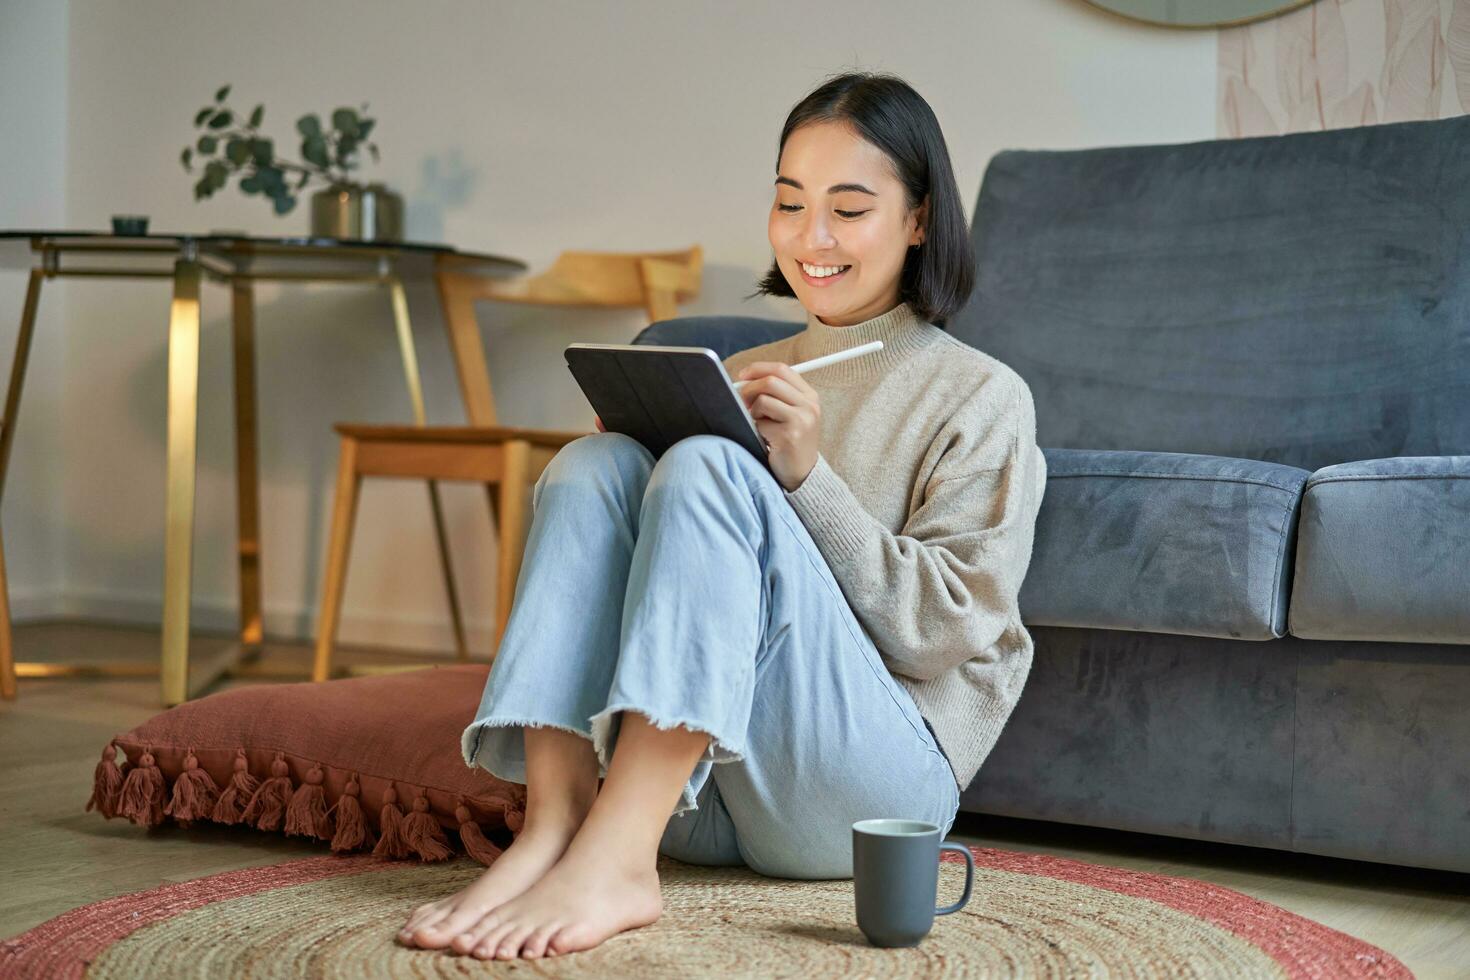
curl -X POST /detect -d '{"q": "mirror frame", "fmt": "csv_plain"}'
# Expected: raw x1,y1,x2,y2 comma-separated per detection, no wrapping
1079,0,1317,29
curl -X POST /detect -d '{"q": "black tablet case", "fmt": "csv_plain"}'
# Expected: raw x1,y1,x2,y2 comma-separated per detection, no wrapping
564,345,770,469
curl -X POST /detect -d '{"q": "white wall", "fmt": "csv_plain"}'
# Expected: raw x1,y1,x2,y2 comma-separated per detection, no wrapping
1,0,1216,653
0,0,68,613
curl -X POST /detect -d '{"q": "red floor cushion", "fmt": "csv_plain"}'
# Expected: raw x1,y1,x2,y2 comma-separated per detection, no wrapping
85,664,524,865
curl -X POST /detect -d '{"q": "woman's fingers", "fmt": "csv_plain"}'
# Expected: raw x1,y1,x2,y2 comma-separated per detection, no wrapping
748,392,799,422
739,373,809,412
740,362,818,400
594,415,605,432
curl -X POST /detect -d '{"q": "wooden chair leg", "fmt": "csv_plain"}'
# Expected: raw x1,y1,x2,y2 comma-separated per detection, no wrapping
485,483,501,531
493,440,532,657
313,436,362,682
0,523,14,701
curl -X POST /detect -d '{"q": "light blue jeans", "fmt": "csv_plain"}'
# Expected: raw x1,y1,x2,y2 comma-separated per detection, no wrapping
460,432,960,879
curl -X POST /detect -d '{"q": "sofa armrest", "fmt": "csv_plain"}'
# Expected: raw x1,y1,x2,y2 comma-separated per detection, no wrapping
1288,456,1470,643
1018,449,1310,640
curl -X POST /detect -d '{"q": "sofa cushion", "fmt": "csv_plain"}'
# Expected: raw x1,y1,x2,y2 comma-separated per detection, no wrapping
635,316,802,359
1288,456,1470,643
949,115,1470,473
1018,449,1309,640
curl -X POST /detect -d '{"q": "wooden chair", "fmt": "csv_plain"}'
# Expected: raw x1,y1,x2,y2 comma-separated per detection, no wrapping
311,246,703,681
457,245,703,323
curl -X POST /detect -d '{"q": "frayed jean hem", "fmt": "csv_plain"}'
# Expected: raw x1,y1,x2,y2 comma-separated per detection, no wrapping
460,708,742,817
589,703,745,817
460,716,597,787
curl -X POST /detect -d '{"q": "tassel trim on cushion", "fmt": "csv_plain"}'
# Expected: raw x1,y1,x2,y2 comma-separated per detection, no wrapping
164,748,221,824
372,784,413,860
456,799,505,866
284,764,333,840
328,774,377,853
116,748,167,827
85,741,519,865
85,743,125,820
212,748,262,825
401,790,454,862
241,752,294,832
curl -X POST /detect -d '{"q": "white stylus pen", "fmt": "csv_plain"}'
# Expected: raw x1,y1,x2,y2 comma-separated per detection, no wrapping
730,340,884,390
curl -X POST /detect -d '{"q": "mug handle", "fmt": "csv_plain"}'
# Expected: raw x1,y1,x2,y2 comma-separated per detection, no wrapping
935,842,974,915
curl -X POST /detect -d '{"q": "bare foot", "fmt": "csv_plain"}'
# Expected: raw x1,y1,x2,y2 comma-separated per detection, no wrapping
450,842,663,960
397,824,573,949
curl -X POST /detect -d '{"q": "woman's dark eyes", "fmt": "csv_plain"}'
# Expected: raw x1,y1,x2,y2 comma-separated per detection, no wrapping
776,204,867,218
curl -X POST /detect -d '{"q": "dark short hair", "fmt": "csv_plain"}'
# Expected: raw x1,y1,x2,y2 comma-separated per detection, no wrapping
749,71,974,327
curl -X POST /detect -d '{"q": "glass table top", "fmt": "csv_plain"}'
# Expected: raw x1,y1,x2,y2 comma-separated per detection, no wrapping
0,230,527,279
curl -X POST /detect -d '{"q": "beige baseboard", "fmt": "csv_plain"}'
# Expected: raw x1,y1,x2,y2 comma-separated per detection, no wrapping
5,588,496,655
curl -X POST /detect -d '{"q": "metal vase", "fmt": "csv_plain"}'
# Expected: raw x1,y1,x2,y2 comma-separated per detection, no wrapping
309,182,404,242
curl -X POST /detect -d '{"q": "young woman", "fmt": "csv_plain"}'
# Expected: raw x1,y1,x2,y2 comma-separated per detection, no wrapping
397,71,1047,961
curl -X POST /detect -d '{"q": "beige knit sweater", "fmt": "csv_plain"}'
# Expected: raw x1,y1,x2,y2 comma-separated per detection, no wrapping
722,300,1048,790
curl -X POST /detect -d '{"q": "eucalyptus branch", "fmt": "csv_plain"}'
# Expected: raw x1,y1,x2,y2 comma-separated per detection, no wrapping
180,84,381,215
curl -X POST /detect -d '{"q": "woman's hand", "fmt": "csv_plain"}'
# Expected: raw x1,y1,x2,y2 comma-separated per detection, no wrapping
594,415,606,432
735,362,821,492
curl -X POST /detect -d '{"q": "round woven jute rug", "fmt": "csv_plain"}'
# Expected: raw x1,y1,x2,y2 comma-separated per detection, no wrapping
0,846,1410,979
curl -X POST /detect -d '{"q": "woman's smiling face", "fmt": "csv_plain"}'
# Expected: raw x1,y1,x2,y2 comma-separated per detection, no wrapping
768,120,928,326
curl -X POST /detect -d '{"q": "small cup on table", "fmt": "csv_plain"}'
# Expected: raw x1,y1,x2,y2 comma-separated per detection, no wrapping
110,215,150,236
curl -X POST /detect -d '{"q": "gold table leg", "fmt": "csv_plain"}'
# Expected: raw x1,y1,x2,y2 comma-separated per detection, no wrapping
160,258,203,706
1,268,250,703
0,269,42,502
0,268,42,702
232,280,264,651
387,276,468,661
3,271,43,699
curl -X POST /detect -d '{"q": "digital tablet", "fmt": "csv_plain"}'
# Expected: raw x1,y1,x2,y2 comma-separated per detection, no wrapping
564,343,770,469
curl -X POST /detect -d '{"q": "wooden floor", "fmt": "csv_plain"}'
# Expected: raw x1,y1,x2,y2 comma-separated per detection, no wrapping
2,620,1466,978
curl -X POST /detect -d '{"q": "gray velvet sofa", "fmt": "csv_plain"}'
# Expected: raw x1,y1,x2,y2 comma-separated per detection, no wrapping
633,114,1470,874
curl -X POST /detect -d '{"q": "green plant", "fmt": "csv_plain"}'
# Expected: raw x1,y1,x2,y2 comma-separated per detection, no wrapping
180,84,381,215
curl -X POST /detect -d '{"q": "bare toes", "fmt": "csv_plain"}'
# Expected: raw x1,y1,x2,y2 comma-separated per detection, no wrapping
450,916,502,956
399,904,446,944
548,924,587,956
421,905,493,949
401,911,449,946
410,924,454,948
473,921,518,960
497,924,536,959
522,925,558,959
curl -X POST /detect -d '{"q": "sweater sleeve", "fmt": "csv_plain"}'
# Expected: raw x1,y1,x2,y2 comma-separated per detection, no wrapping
783,377,1047,682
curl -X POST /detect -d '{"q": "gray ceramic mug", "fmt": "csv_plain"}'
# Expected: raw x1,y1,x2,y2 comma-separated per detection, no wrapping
852,818,975,947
